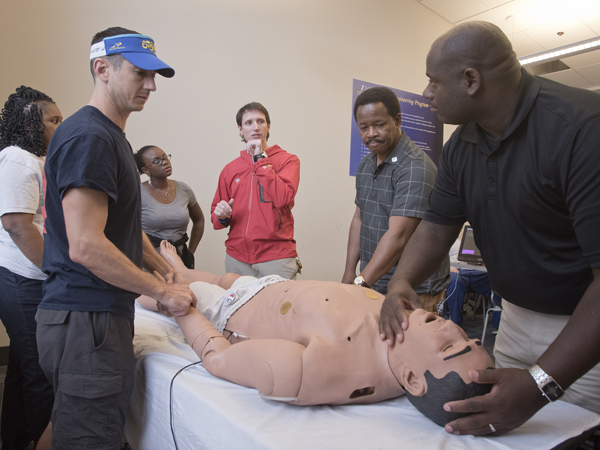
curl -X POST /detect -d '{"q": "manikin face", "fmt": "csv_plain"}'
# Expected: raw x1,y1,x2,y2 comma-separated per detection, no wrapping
107,59,157,114
238,110,270,144
422,45,470,125
389,310,493,394
40,102,63,150
356,102,402,164
141,146,172,178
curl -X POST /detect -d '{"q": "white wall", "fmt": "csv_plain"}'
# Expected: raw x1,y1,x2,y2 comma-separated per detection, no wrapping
0,0,453,347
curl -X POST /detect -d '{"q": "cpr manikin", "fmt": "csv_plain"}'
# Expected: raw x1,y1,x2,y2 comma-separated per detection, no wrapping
138,241,493,426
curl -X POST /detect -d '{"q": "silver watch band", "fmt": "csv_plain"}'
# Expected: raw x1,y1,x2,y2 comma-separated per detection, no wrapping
528,364,564,402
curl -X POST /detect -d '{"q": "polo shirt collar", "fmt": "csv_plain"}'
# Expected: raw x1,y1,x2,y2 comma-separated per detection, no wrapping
368,131,409,167
502,69,540,139
459,68,541,148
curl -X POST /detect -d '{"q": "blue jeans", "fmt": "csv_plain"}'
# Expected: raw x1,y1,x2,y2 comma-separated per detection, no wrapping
0,266,53,450
445,268,501,327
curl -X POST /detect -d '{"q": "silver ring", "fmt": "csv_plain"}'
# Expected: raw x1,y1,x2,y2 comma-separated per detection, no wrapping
489,424,497,433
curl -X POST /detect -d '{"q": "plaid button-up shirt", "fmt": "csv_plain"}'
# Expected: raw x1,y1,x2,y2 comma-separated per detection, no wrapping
355,132,449,294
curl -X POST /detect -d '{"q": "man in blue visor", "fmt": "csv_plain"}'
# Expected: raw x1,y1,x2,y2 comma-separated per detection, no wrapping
37,27,196,449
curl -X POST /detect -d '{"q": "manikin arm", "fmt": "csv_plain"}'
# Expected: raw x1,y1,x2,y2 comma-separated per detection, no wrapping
175,306,306,400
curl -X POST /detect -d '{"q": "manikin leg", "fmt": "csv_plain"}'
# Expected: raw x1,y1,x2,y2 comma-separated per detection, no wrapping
159,240,241,289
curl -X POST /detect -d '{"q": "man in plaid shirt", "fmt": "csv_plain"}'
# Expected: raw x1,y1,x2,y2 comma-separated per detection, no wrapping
342,86,449,312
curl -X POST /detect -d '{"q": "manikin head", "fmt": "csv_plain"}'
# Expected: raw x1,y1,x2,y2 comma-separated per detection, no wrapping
388,310,494,426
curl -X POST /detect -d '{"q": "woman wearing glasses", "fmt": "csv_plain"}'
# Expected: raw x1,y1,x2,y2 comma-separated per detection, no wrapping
135,145,204,269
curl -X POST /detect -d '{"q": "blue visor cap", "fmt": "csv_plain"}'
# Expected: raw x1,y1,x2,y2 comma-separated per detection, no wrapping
90,34,175,78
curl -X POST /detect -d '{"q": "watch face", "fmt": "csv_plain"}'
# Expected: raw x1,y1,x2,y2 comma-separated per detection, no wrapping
543,382,564,401
354,276,363,286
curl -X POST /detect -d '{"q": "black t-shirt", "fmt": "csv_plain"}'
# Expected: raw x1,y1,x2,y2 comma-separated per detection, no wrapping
41,106,142,319
425,70,600,315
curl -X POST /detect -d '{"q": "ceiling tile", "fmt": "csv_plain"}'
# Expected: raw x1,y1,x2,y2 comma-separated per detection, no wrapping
521,16,596,49
414,0,600,90
420,0,489,23
479,0,514,8
557,0,600,17
574,63,600,85
561,50,600,69
538,68,595,87
492,0,570,31
577,11,600,35
509,31,545,56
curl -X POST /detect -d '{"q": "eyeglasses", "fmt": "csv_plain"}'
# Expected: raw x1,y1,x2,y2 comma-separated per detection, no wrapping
142,154,171,169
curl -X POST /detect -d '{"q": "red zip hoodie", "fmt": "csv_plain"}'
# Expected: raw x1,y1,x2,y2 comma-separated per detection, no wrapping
211,145,300,264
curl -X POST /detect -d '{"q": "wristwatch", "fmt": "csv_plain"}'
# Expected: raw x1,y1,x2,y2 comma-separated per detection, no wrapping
528,364,564,402
354,275,370,288
253,152,268,163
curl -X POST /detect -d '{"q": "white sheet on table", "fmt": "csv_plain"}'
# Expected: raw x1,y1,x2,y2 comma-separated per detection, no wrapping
125,303,600,450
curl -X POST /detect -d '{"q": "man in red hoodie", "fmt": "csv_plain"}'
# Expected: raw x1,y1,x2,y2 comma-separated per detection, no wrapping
211,102,300,279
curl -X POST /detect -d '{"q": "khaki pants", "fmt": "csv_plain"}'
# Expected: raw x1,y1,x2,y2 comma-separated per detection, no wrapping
418,290,445,314
494,300,600,415
225,254,299,280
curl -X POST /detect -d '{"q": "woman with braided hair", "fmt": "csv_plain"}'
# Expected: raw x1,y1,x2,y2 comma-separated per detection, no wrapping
0,86,62,450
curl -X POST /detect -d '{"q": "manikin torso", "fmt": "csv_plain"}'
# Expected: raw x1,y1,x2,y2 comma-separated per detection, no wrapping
224,280,405,405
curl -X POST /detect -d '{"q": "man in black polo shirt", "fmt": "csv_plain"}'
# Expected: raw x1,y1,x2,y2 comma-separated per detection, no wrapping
38,27,197,449
342,86,449,311
379,21,600,436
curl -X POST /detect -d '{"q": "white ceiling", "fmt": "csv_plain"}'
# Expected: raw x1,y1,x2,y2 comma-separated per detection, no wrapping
415,0,600,90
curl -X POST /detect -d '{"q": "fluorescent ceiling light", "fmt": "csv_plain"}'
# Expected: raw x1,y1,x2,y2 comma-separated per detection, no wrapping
519,36,600,66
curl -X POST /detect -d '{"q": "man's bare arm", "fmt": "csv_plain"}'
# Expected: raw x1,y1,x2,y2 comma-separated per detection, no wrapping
342,207,362,284
359,215,421,288
379,221,461,344
63,186,196,315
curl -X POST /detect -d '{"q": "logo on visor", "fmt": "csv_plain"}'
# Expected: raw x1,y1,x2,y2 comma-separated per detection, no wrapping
109,42,125,51
142,40,156,54
226,293,236,304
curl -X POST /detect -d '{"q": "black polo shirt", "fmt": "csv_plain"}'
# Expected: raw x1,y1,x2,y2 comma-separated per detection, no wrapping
426,69,600,315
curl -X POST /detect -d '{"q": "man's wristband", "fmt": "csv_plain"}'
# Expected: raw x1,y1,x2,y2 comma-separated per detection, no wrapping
218,217,230,225
253,152,267,163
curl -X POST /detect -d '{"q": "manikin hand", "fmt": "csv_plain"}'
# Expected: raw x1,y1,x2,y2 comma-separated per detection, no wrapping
378,280,423,346
443,367,547,436
214,199,234,220
245,139,262,156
